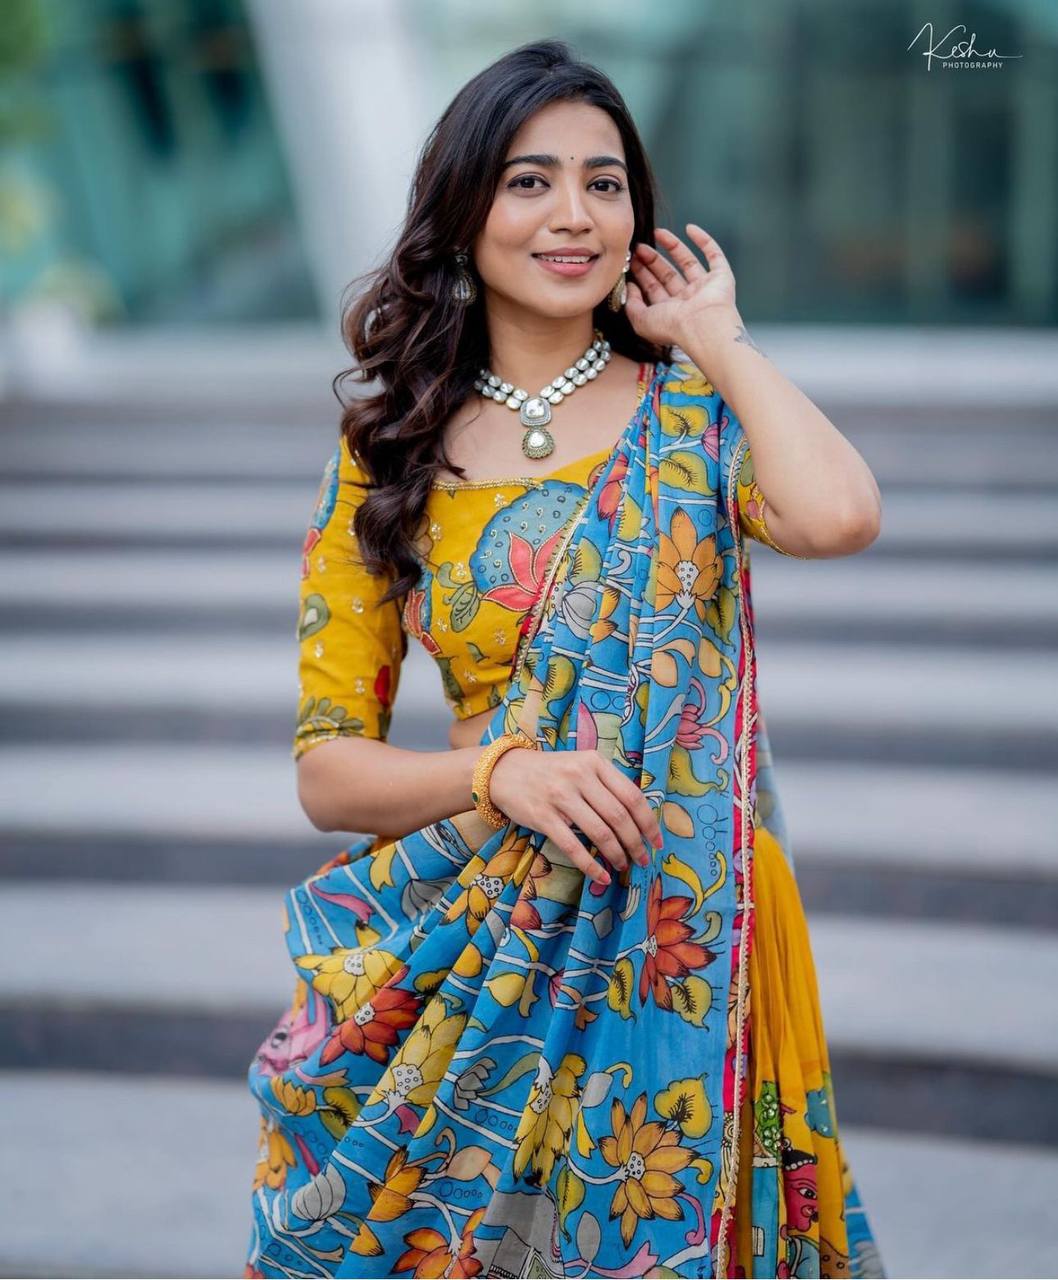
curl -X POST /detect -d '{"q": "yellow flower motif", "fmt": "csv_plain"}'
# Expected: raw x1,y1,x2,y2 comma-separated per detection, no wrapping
251,1114,296,1191
484,971,528,1009
442,827,537,935
654,1076,712,1139
590,584,621,643
348,1147,427,1257
513,1052,586,1186
598,1091,694,1247
670,362,715,398
318,1086,361,1139
606,956,635,1020
270,1077,316,1116
658,401,710,438
295,928,401,1022
655,507,722,621
375,997,467,1109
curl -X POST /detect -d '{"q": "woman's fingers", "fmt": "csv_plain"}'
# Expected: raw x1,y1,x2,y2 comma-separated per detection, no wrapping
633,239,686,295
598,761,663,852
684,222,732,276
653,226,709,283
561,770,654,870
561,795,635,872
523,753,665,888
543,816,612,886
629,253,671,305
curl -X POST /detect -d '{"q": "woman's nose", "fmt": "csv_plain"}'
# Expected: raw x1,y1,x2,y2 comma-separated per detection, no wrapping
549,184,593,230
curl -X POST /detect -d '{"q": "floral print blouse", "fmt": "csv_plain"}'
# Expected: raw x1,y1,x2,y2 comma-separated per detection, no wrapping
293,363,789,760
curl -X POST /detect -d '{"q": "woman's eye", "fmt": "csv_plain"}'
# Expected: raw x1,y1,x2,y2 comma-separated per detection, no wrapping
507,175,624,194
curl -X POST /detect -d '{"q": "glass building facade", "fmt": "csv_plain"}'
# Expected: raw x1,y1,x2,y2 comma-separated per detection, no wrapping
3,0,1055,326
1,0,316,324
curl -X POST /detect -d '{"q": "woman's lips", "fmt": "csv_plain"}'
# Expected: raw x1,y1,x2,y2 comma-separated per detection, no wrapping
532,254,599,278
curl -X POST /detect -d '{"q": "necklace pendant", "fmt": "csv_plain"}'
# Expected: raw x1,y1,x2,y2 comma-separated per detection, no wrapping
519,396,552,428
522,425,555,459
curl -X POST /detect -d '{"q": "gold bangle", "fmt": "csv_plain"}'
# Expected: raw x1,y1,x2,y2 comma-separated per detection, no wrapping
471,730,539,828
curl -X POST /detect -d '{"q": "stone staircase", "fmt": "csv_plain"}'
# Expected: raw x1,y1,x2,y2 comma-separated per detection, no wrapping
1,331,1056,1278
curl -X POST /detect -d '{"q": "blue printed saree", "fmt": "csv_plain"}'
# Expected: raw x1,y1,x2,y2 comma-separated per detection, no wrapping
245,359,887,1278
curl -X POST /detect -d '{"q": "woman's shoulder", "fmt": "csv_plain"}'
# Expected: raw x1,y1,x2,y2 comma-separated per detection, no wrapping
333,433,379,505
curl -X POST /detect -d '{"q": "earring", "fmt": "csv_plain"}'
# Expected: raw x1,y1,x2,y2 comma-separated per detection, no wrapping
451,250,477,305
607,248,632,311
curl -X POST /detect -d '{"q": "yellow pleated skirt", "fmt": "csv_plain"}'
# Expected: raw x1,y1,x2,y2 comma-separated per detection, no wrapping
733,824,885,1278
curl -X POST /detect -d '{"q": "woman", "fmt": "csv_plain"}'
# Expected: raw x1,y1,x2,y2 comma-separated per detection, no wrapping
246,39,887,1280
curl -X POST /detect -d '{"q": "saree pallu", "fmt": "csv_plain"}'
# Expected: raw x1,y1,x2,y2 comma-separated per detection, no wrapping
246,364,887,1279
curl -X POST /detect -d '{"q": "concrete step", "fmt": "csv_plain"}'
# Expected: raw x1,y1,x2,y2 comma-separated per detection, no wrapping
1,896,1055,1155
0,1071,264,1279
7,428,1058,493
2,743,1054,879
1,1070,1053,1279
3,825,1055,931
2,627,1054,767
3,880,1056,1089
0,479,316,541
0,478,1054,547
3,547,1056,648
2,479,1056,561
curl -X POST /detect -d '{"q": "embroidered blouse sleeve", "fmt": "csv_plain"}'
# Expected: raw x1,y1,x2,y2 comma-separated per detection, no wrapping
294,436,407,759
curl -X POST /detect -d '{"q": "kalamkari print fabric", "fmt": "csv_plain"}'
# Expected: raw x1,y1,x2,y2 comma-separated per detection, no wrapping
245,359,886,1278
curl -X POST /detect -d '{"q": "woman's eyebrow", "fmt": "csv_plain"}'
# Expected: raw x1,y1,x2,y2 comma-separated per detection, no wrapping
501,153,628,174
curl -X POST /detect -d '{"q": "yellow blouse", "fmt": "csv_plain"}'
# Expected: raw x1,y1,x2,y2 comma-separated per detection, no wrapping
293,371,794,760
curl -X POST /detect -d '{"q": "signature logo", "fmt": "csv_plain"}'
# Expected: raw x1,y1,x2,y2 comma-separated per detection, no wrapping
908,22,1023,70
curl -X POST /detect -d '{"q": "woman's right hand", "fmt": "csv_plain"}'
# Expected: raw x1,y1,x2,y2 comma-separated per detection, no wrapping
487,745,663,885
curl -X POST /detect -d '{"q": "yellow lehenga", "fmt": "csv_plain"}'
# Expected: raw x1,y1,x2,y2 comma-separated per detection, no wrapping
247,358,885,1278
735,821,881,1275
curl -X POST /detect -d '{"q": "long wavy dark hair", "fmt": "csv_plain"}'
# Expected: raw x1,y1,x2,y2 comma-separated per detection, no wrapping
334,38,674,607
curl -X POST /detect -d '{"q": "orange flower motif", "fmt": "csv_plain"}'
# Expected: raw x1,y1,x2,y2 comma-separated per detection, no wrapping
270,1076,316,1116
319,979,421,1066
655,507,721,621
443,829,547,934
393,1206,486,1277
402,586,442,656
300,526,322,581
640,876,717,1008
595,449,630,527
483,526,565,612
598,1092,693,1247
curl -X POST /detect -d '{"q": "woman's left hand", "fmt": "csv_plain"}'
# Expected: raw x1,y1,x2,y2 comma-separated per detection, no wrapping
624,224,739,350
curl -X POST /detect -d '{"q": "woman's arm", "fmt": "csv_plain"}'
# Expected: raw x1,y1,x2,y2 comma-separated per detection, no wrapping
681,313,882,559
297,737,482,836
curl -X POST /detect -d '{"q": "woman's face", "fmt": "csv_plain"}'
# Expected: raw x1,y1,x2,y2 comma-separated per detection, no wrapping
472,99,635,323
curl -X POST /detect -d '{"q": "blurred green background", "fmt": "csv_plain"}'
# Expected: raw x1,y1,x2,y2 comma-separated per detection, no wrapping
3,0,1055,329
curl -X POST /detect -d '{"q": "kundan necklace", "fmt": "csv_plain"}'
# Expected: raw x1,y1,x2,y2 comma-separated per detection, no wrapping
473,328,613,460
